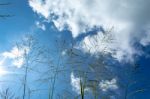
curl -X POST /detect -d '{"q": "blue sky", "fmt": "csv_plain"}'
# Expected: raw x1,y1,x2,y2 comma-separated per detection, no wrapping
0,0,35,49
0,0,150,99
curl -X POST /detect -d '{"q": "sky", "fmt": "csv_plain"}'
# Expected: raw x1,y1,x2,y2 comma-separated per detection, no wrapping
0,0,150,99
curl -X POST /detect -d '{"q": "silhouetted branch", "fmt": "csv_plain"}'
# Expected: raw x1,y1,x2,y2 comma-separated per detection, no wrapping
0,3,11,5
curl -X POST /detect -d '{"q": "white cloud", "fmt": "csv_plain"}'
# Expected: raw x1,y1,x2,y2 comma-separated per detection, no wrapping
70,72,81,94
70,72,89,94
29,0,150,61
71,72,118,94
99,78,118,92
61,49,67,56
0,46,30,68
36,21,46,31
2,47,25,58
140,27,150,46
12,58,24,68
0,57,6,66
78,31,136,62
29,0,50,18
78,31,113,54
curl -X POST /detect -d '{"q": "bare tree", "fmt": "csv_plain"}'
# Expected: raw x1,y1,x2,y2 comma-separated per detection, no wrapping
14,34,44,99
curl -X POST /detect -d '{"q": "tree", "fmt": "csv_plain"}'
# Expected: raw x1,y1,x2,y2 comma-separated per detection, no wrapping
15,34,44,99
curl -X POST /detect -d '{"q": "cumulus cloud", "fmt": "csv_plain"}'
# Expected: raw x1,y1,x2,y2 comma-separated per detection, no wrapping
99,78,118,92
0,46,30,68
29,0,150,61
